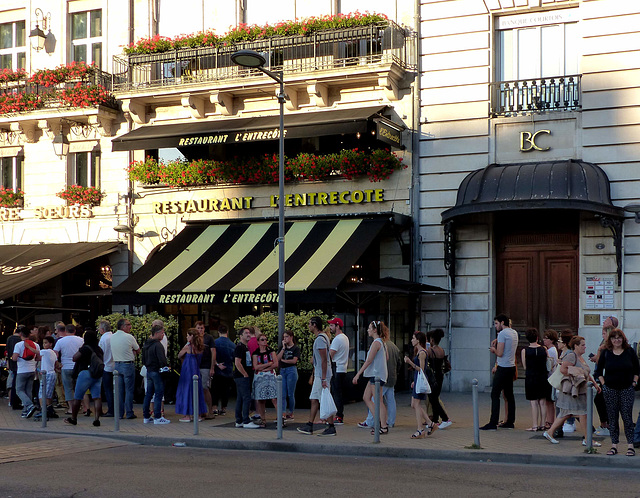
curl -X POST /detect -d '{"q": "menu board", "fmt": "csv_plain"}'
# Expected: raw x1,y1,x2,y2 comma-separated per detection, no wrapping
585,276,615,309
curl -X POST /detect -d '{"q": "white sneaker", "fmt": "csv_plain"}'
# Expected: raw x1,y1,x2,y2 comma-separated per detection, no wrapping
582,439,602,447
562,422,576,433
143,417,154,424
153,416,171,425
594,427,610,436
438,420,453,430
243,421,260,429
235,422,244,428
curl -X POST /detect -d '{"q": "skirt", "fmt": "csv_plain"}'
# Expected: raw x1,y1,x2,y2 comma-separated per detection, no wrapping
556,391,587,417
252,371,277,400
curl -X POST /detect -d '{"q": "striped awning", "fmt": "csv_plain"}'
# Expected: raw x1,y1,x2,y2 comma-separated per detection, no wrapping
112,218,388,305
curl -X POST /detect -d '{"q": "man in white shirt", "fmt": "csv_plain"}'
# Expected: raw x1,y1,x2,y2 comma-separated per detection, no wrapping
11,325,41,418
329,317,349,425
481,313,518,430
53,324,84,411
98,320,115,417
111,318,140,419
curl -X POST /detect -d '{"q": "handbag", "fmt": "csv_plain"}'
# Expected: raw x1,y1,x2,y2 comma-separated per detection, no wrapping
548,365,563,389
319,387,337,420
425,366,438,392
443,355,452,373
415,369,431,394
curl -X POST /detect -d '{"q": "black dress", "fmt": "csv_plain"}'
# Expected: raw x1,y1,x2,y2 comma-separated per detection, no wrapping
524,346,551,401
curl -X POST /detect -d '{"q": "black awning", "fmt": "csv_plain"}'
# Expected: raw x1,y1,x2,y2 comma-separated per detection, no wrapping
112,106,387,151
340,277,446,294
112,217,389,305
441,160,624,221
0,242,121,300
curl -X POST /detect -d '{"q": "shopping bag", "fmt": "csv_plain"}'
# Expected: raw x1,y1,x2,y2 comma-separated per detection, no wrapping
319,387,337,420
416,369,431,394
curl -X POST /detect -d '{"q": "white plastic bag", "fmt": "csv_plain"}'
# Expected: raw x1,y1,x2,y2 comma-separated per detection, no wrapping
416,369,431,394
319,387,337,420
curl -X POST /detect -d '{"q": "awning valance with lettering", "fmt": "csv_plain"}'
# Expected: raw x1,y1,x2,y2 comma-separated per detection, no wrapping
111,106,390,151
112,216,392,305
0,242,121,300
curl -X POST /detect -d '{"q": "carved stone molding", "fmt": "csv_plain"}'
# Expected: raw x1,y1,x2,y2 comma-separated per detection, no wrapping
181,94,206,119
307,81,329,107
209,91,233,116
122,99,147,125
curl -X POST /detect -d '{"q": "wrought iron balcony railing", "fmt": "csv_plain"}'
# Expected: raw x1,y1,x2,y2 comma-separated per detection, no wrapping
490,75,581,117
112,21,413,92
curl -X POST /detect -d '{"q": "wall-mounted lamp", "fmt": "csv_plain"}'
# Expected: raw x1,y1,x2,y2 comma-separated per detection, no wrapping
623,204,640,223
30,9,51,51
52,131,69,158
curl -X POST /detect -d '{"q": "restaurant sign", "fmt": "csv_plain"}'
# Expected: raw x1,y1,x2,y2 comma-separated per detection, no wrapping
158,291,278,305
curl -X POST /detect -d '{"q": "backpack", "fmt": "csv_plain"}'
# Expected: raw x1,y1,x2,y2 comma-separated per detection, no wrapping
89,349,104,379
21,340,37,361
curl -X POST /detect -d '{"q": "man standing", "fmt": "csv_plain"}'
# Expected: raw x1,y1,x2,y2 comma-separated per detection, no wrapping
54,324,84,413
5,326,21,409
52,322,67,409
328,317,349,425
212,325,235,415
195,320,216,419
142,324,171,425
481,313,518,430
11,325,40,418
97,320,115,417
110,318,140,419
298,316,336,437
234,327,259,429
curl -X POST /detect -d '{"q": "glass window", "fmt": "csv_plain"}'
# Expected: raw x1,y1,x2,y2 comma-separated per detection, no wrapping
0,21,26,70
0,156,23,191
71,10,102,68
71,13,87,40
71,152,100,187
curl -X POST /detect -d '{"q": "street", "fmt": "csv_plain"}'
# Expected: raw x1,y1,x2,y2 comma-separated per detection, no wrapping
0,431,638,497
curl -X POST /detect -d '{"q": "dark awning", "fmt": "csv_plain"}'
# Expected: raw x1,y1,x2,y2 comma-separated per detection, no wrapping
112,217,389,305
112,106,388,151
0,242,121,300
441,160,624,222
341,277,446,294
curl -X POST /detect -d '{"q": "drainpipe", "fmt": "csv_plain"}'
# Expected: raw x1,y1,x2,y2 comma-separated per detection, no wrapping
411,0,421,288
620,223,626,329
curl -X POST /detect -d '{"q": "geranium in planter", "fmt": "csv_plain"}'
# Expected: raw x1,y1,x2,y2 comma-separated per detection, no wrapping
0,187,24,208
56,185,104,207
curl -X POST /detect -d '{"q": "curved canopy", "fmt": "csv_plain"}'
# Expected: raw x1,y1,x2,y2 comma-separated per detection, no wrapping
441,159,624,222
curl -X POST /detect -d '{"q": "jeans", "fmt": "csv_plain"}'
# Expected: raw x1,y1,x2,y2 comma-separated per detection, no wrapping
490,366,516,425
115,362,136,418
365,386,397,427
143,370,164,419
234,376,251,424
16,372,35,411
280,367,298,414
74,370,102,400
102,371,114,415
60,369,76,402
331,368,346,419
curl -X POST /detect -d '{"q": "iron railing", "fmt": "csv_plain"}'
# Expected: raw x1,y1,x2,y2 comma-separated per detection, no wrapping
490,74,581,117
112,21,413,92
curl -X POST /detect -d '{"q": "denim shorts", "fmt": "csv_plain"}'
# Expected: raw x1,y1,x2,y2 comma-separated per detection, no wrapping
74,369,102,400
38,372,56,400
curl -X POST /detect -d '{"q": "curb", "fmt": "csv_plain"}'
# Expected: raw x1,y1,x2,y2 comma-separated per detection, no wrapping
2,427,640,469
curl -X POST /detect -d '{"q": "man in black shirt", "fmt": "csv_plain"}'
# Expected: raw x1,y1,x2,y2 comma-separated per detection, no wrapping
142,324,170,425
234,327,259,429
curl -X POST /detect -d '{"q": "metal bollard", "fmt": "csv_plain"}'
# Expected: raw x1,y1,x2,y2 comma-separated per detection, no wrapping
586,381,594,449
113,370,120,432
472,379,480,447
276,375,283,440
193,375,199,435
40,372,47,428
373,377,381,444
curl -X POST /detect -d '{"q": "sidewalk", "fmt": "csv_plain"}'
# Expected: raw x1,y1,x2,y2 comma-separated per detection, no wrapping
2,391,639,468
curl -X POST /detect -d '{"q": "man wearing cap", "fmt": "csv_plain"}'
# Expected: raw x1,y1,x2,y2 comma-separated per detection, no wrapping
329,317,349,425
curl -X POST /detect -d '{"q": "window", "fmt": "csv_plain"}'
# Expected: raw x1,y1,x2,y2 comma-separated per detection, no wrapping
69,152,100,187
1,156,23,191
0,21,26,70
71,9,102,68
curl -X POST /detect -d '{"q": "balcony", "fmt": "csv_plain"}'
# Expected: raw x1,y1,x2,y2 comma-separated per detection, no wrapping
490,75,581,117
112,21,413,93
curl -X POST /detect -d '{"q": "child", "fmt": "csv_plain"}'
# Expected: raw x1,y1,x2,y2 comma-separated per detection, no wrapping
36,336,59,420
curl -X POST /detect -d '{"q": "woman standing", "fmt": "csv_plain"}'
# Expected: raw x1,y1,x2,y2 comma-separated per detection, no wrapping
353,321,389,435
252,333,278,427
277,330,301,421
595,328,640,456
404,331,436,439
543,336,602,447
175,328,207,422
542,329,559,429
522,328,549,431
427,329,452,429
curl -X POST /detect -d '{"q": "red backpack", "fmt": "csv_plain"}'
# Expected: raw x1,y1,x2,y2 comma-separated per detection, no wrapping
21,340,37,361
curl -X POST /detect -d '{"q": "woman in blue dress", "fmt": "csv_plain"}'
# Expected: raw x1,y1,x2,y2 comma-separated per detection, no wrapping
176,328,207,422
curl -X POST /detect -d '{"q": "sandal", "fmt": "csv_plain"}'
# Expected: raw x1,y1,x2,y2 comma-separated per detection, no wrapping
544,422,552,430
371,426,389,435
411,429,425,439
607,447,618,456
426,423,436,435
259,421,267,428
626,448,635,457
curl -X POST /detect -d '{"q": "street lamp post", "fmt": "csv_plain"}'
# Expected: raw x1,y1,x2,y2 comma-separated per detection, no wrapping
232,50,286,437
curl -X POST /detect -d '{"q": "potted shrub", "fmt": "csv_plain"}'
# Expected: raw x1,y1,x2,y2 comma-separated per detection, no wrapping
56,185,104,207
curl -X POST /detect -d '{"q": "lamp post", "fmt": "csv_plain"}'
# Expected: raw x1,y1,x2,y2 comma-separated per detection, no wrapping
231,50,286,348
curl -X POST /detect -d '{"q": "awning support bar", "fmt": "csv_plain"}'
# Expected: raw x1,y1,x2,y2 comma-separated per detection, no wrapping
600,216,623,286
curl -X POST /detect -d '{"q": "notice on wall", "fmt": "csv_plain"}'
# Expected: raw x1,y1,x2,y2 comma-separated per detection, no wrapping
585,276,615,309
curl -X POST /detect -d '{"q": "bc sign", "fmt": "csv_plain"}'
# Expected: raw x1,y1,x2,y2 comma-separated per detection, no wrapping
520,130,551,152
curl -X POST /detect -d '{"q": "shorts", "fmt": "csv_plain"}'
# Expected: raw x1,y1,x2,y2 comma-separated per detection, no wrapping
38,372,56,400
368,377,386,386
200,368,211,389
74,370,102,400
309,375,331,400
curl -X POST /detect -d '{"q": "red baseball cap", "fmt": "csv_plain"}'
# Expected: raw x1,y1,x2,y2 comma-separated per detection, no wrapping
327,317,343,328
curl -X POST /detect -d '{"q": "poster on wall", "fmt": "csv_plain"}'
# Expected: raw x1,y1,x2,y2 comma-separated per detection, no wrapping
585,276,615,309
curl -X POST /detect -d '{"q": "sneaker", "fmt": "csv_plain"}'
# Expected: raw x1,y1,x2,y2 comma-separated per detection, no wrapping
243,421,260,429
582,439,602,447
92,420,101,427
317,425,337,437
543,431,559,444
297,422,314,435
334,417,344,425
499,422,514,429
143,417,154,424
479,423,497,431
554,428,564,438
154,417,171,425
595,427,610,436
235,422,244,428
126,414,138,420
562,422,576,433
64,417,77,426
357,421,370,428
25,405,37,419
251,414,261,421
219,409,226,416
438,420,453,430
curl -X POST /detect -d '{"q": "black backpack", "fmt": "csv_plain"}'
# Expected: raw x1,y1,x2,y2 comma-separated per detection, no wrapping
89,349,105,379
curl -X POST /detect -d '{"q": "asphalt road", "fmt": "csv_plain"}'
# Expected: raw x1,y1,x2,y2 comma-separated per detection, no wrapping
0,432,638,497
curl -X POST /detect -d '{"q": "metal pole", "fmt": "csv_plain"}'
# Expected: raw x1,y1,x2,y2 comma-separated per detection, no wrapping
586,381,594,449
373,377,380,443
276,72,286,433
193,375,200,435
40,372,47,428
113,370,120,432
472,379,480,447
276,374,283,439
